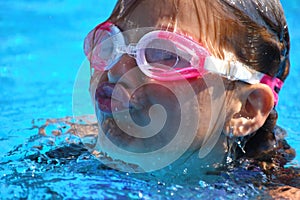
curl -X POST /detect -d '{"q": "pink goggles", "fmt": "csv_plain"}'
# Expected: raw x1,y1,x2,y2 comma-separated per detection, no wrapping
84,22,283,105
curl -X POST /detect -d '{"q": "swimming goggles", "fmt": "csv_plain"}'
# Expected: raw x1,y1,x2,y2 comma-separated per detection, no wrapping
84,22,283,105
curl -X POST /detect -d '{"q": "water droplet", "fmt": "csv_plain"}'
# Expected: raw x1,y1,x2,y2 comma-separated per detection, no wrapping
226,156,233,164
199,180,208,188
236,138,246,154
183,168,188,175
157,181,165,186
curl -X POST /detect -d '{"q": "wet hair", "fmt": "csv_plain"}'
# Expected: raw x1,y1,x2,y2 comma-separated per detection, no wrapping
110,0,290,78
106,0,292,160
211,0,292,162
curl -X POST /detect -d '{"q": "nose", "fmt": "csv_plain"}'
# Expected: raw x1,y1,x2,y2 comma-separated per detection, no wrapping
107,55,139,83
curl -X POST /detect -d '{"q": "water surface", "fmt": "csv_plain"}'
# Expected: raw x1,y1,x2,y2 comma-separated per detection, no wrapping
0,0,299,199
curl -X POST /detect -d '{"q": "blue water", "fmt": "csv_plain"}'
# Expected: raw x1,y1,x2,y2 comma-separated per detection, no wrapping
277,1,300,165
0,0,299,199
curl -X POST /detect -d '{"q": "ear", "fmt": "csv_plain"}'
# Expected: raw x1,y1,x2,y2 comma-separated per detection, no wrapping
229,83,274,136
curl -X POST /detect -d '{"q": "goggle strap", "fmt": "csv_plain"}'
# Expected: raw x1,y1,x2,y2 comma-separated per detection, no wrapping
204,56,283,105
204,57,262,83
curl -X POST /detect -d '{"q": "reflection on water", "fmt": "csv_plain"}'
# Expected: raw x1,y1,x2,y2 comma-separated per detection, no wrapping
0,117,299,199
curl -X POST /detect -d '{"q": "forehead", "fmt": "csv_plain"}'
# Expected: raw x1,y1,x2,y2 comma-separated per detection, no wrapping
113,0,202,41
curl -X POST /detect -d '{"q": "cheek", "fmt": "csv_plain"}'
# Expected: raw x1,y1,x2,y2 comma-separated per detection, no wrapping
197,92,213,121
131,83,182,130
195,88,213,138
137,81,214,140
189,77,228,147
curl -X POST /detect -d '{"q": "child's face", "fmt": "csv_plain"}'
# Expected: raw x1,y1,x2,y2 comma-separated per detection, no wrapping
90,1,241,156
88,0,277,169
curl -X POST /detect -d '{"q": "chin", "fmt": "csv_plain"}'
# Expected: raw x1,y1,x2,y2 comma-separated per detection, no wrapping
93,105,226,173
96,111,148,153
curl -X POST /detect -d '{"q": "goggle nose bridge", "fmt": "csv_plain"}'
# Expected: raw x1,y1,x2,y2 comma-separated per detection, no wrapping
115,43,138,57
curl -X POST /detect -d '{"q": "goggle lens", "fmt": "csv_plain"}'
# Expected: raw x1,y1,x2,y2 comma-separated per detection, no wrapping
144,39,193,74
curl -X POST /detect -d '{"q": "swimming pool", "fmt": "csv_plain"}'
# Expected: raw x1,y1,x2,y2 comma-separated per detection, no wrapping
0,0,299,199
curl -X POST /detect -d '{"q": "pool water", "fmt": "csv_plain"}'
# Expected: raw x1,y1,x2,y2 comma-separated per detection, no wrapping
0,0,299,199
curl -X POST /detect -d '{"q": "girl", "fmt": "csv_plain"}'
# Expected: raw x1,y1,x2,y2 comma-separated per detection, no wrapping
83,0,294,175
